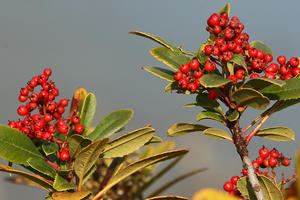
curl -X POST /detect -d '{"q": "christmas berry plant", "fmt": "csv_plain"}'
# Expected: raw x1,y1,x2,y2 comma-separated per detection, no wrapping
0,68,192,200
131,3,300,200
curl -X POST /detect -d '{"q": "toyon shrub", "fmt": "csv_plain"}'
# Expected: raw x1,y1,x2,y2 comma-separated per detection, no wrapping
131,3,300,200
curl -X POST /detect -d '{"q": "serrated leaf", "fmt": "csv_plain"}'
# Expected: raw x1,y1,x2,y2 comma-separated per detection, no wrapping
193,188,238,200
167,123,210,137
87,109,133,141
200,74,232,88
0,164,54,191
250,41,273,56
256,126,295,141
129,31,179,51
218,3,230,15
53,173,76,192
203,128,232,141
237,175,283,200
261,77,300,100
80,93,97,136
145,136,163,145
231,53,248,73
143,66,175,82
196,111,225,123
150,47,191,71
232,88,270,110
227,62,234,75
227,110,239,122
27,157,56,178
70,88,87,116
0,125,43,164
52,191,91,200
102,127,155,158
146,196,190,200
68,134,91,158
74,138,108,187
42,143,59,156
93,149,188,199
243,77,285,91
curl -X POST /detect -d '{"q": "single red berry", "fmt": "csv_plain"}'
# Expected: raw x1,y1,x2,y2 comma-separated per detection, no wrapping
270,149,279,158
37,74,47,84
235,69,246,80
223,51,233,61
205,45,213,55
259,146,269,158
289,57,299,67
282,158,290,166
205,61,216,72
261,158,269,168
17,105,28,116
228,75,237,85
29,92,39,102
256,50,265,59
227,41,237,50
29,79,38,88
180,64,190,73
18,95,28,102
256,157,263,165
213,25,222,34
193,69,204,78
292,67,300,76
32,114,42,121
208,90,219,102
224,28,235,39
8,121,17,128
178,78,188,89
265,63,279,73
57,120,66,127
59,98,69,107
277,56,286,65
252,58,263,69
187,82,197,93
207,13,220,26
60,149,70,161
264,72,275,79
223,181,234,192
250,73,260,79
215,38,225,46
234,37,243,45
248,47,258,58
43,68,52,77
42,82,51,91
231,176,239,185
20,87,29,96
23,116,32,126
252,160,260,169
46,101,56,112
71,115,81,124
268,157,278,167
35,130,43,139
264,54,273,63
284,73,293,80
234,23,244,34
212,46,220,56
57,106,65,114
189,59,200,71
174,71,183,81
51,88,59,96
280,65,290,75
218,17,227,27
48,94,55,101
47,125,56,134
58,124,68,134
38,90,49,102
43,113,53,122
21,127,30,135
42,131,52,142
233,45,243,54
75,124,84,134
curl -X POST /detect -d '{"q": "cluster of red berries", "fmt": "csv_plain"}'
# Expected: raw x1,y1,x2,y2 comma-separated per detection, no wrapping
223,146,291,199
8,69,85,161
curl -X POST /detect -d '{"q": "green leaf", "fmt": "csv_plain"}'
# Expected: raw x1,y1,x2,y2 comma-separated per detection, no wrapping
260,77,300,100
167,123,210,137
82,165,97,185
0,125,43,164
274,99,300,112
42,143,59,156
0,164,54,192
237,175,283,200
255,126,295,141
231,53,248,73
194,93,223,113
145,136,163,145
87,109,134,141
193,188,239,200
93,149,189,199
232,88,270,110
227,62,234,75
145,196,190,200
243,77,285,91
143,66,175,82
70,88,87,116
250,41,273,56
150,47,191,71
164,82,191,94
129,31,179,51
200,74,232,88
27,157,56,178
102,127,155,158
53,173,76,192
74,138,108,187
80,93,97,136
140,141,175,159
52,191,91,200
68,134,91,158
203,128,232,141
196,111,226,123
227,110,239,122
218,3,230,15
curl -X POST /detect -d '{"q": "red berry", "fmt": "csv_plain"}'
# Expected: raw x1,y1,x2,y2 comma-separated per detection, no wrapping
207,13,220,26
189,60,200,71
270,149,279,158
35,130,43,139
194,69,204,78
231,176,240,185
29,93,39,102
205,45,213,55
235,69,246,80
59,98,69,107
256,50,264,59
256,157,263,165
60,149,70,161
223,181,234,192
264,54,273,63
51,88,59,96
264,72,275,79
47,125,56,134
43,68,52,77
262,158,269,168
282,158,290,166
8,121,16,128
248,47,258,58
178,79,188,89
252,58,263,69
265,63,279,73
284,73,293,80
228,75,237,85
234,23,244,34
224,28,235,39
180,64,190,73
208,90,219,102
252,160,260,169
289,57,299,67
75,124,84,134
215,38,225,46
17,105,28,116
259,147,269,158
212,46,220,56
42,131,52,142
38,90,49,102
37,74,47,84
58,124,68,134
205,61,216,72
174,71,183,81
18,95,28,102
227,41,237,50
71,115,81,124
223,51,233,61
250,73,260,79
20,87,29,96
46,101,56,112
292,67,300,76
29,79,38,88
57,106,65,114
280,65,290,75
277,56,286,65
213,25,222,34
268,157,278,167
187,82,197,93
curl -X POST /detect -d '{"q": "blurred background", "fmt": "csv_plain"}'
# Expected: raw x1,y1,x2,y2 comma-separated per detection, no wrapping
0,0,299,199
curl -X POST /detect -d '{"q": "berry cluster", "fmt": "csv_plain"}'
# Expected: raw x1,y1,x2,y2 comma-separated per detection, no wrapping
172,12,300,100
223,146,294,199
8,69,85,161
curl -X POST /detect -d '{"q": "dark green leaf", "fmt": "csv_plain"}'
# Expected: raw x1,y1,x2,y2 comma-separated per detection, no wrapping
200,74,232,88
231,53,248,73
87,109,134,141
150,47,191,71
27,157,56,178
243,77,285,91
129,31,179,51
196,111,225,123
232,88,270,110
167,123,210,137
203,128,232,141
143,66,175,82
256,126,295,141
42,143,59,156
0,125,43,164
194,93,223,113
250,41,273,56
218,3,230,15
68,134,91,158
102,127,155,158
80,93,97,136
237,175,282,200
227,110,239,122
274,99,300,112
53,173,76,192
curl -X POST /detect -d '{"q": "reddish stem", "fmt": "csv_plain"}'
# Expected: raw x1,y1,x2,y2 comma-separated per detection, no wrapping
45,159,60,171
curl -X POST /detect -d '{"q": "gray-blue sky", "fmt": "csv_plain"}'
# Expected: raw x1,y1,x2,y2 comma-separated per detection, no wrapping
0,0,299,199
